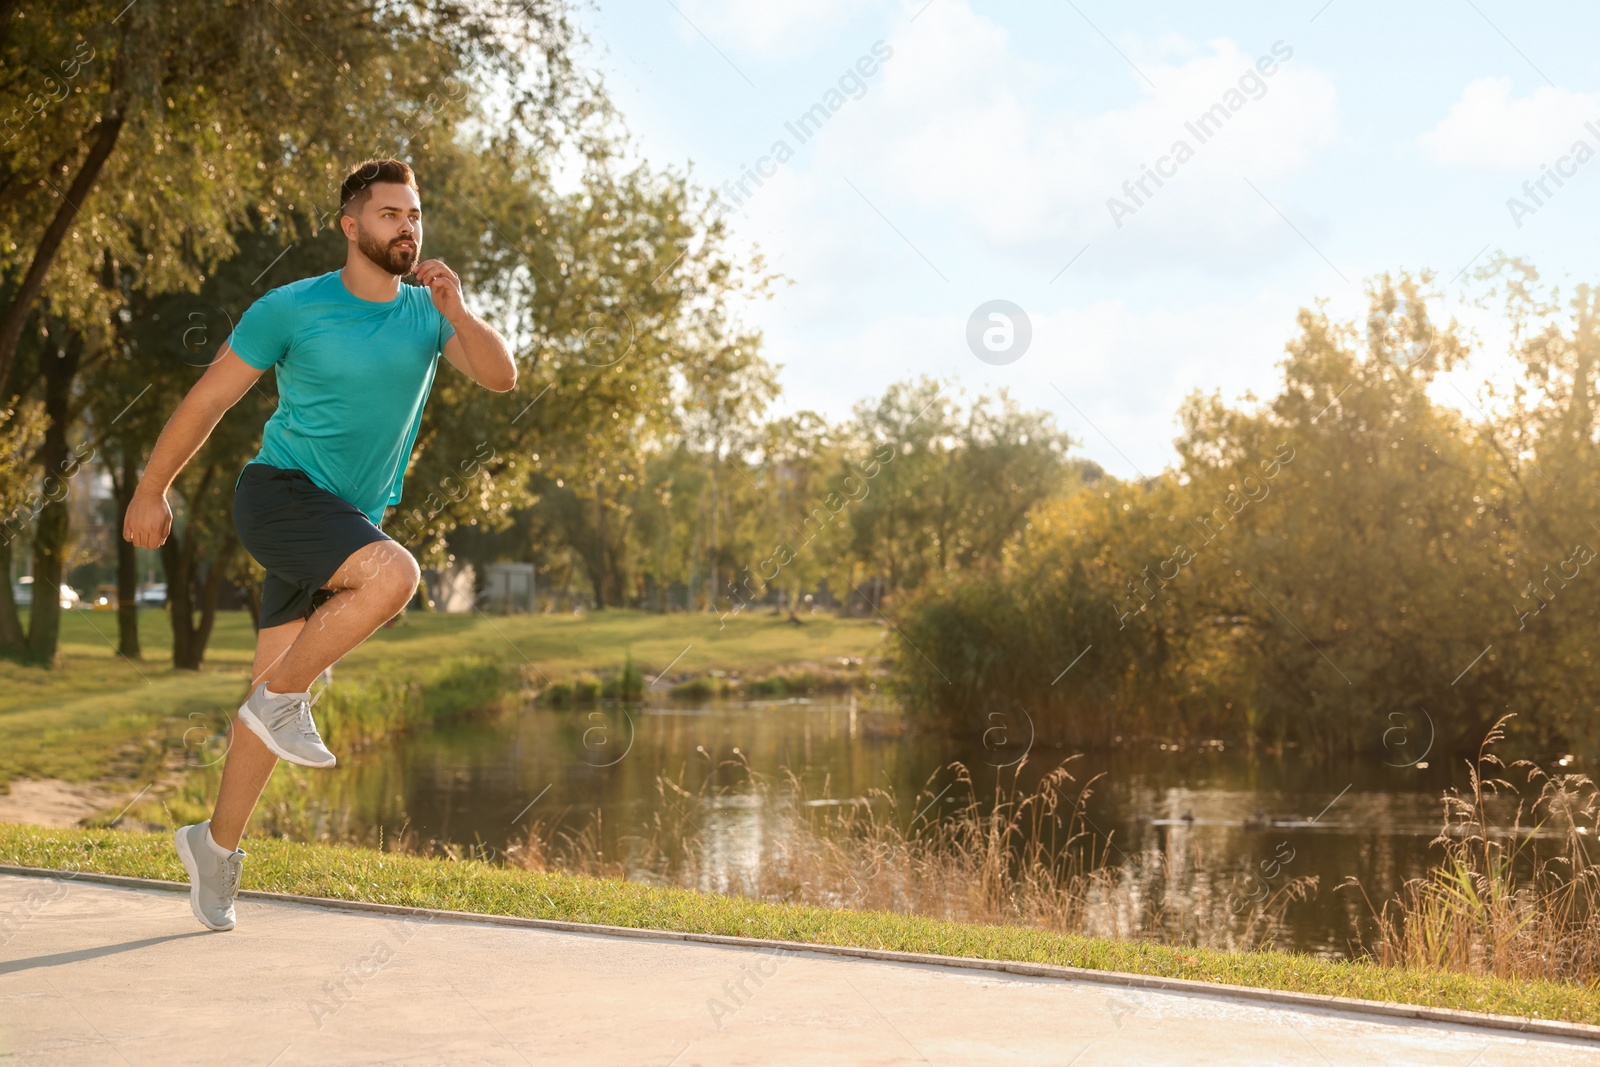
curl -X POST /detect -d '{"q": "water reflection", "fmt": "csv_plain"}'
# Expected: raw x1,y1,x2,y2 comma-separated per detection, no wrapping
285,695,1487,956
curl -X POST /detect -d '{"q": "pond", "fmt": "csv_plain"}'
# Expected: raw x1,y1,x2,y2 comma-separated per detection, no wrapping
280,694,1504,958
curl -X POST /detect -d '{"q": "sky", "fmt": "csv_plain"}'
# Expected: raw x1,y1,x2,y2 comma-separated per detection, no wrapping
572,0,1600,477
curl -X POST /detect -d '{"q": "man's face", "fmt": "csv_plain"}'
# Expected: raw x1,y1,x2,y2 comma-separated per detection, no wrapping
346,181,422,276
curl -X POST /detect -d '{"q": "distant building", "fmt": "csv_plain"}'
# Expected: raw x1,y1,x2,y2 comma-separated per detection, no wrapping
425,562,477,613
482,562,535,614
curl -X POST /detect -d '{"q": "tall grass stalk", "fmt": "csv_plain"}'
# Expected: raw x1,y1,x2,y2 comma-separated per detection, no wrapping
1346,714,1600,984
504,754,1306,952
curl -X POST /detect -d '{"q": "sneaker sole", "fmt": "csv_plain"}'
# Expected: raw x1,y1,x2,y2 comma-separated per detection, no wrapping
174,827,235,932
237,704,337,768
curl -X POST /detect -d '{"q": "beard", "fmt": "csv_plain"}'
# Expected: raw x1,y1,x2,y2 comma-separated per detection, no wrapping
356,226,418,276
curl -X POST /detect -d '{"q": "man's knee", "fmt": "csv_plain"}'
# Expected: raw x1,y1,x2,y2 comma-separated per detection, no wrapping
364,543,420,603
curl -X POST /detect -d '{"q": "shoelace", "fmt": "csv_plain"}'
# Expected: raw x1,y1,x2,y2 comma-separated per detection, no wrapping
264,695,324,743
219,856,243,899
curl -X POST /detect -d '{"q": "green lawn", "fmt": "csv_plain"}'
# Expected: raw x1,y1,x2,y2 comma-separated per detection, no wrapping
3,823,1595,1027
0,607,891,789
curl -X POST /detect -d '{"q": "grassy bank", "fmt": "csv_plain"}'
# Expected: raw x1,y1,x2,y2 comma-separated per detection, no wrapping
0,608,890,791
1,822,1595,1027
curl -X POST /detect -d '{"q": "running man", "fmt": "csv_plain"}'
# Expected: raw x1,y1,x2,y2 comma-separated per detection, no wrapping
123,159,517,932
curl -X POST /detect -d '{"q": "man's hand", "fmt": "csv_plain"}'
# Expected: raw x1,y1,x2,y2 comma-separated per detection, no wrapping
414,258,465,324
431,257,517,392
124,487,173,549
116,346,266,551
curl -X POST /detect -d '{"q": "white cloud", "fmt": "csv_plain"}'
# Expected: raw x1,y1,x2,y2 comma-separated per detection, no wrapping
1421,77,1600,170
780,5,1340,271
702,4,1341,299
708,3,1348,472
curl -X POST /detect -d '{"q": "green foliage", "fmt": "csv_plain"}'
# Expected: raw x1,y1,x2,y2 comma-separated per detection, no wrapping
571,673,601,704
893,269,1600,759
668,676,719,700
469,372,1085,619
0,0,595,663
539,680,575,708
600,653,644,701
317,655,517,752
0,0,589,388
0,8,1085,651
743,670,821,697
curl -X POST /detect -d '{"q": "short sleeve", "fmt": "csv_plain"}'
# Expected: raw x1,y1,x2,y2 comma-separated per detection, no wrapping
439,311,457,350
227,285,297,369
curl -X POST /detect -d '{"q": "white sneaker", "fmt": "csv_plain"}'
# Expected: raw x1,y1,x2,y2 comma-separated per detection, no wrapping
174,821,244,931
237,681,337,768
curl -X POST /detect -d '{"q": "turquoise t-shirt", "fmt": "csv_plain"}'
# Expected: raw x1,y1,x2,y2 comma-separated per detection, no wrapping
228,270,456,525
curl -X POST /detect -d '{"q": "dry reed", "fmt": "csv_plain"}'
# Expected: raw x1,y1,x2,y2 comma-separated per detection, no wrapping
1344,714,1600,984
503,751,1308,952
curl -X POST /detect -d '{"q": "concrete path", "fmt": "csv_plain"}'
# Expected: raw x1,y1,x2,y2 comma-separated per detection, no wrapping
1,872,1596,1066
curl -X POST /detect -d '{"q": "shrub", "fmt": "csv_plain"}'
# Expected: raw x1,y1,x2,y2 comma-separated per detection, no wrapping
571,674,601,704
601,653,644,701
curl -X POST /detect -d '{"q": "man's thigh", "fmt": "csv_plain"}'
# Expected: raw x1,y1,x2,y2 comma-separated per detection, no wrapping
235,463,391,627
320,539,418,593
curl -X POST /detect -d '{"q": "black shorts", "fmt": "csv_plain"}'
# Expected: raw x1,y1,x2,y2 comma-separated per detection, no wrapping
233,462,393,629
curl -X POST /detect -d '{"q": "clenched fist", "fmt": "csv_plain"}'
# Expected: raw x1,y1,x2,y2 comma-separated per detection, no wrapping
124,488,173,548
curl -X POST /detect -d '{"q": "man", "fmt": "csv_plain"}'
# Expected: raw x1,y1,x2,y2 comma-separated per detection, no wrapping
123,158,516,932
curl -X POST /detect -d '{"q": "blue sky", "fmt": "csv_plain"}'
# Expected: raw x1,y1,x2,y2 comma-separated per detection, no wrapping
574,0,1600,476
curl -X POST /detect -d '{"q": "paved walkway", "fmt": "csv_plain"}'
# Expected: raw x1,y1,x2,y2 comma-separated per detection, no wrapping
1,872,1596,1066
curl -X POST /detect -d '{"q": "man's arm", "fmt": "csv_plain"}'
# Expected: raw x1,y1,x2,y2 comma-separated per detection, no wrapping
414,257,516,392
441,320,517,393
123,345,268,549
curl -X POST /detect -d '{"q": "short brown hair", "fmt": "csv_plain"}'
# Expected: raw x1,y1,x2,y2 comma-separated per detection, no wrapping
339,158,417,218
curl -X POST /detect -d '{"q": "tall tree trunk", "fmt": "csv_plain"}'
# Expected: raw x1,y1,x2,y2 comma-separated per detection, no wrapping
708,459,718,614
161,530,235,671
111,447,140,658
189,531,236,664
26,487,67,665
592,482,608,608
0,111,125,396
24,336,83,666
0,537,22,652
161,535,195,670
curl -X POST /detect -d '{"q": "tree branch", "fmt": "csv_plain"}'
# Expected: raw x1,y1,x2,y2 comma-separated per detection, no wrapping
0,109,126,396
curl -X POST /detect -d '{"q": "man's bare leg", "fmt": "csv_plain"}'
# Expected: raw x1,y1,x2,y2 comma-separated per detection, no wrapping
208,619,301,851
266,540,420,694
208,540,421,850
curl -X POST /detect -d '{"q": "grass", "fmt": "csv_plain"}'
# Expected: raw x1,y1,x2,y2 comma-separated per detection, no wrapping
0,607,891,791
510,754,1248,940
1,821,1596,1026
506,752,1330,960
1347,716,1600,984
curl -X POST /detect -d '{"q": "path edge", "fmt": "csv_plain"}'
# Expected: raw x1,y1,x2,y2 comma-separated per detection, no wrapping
3,862,1597,1043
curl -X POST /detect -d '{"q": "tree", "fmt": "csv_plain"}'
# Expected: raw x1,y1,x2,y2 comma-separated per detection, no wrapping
387,141,779,609
0,392,45,649
0,0,587,396
0,0,593,662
